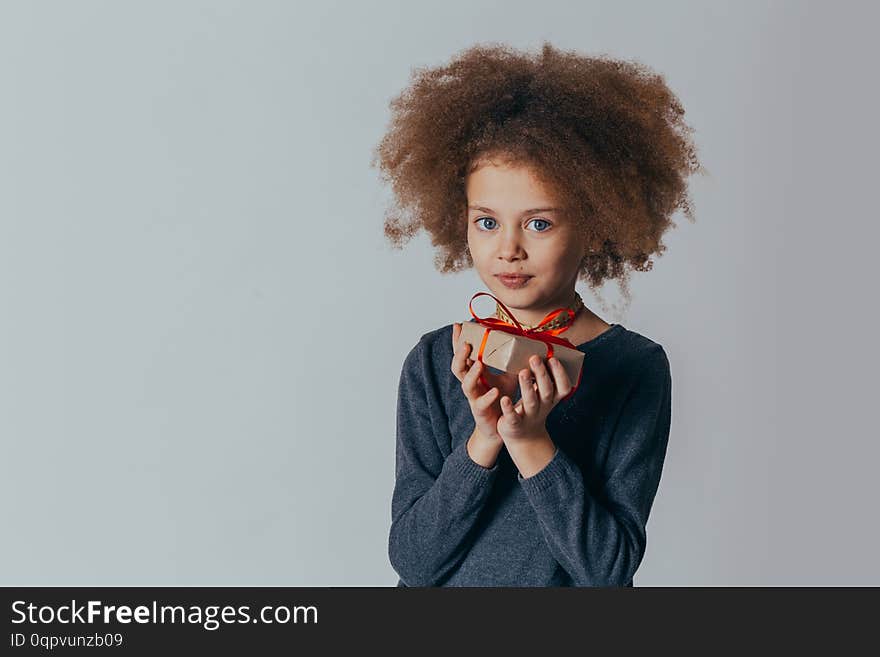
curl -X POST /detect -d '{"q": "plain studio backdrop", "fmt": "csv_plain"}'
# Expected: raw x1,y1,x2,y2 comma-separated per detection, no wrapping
1,1,877,586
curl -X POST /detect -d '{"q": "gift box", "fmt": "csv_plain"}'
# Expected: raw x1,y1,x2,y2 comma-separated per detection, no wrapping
456,318,585,391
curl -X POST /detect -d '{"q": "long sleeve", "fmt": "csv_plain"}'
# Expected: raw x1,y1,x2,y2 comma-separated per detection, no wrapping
388,337,501,586
517,345,672,586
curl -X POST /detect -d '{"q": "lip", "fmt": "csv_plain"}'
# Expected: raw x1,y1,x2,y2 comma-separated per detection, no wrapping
495,274,533,289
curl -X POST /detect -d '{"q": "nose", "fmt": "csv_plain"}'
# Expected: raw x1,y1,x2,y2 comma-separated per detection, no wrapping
497,225,526,262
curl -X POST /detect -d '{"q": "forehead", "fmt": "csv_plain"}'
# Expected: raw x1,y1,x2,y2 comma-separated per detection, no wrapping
465,162,558,210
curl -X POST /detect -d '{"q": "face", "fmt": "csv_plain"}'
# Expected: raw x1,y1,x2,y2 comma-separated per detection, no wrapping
466,159,584,327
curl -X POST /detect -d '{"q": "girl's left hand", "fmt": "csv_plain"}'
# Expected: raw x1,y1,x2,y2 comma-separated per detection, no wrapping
496,355,573,442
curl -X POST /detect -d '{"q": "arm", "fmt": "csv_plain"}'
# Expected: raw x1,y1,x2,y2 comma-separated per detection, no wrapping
517,345,672,586
388,338,500,586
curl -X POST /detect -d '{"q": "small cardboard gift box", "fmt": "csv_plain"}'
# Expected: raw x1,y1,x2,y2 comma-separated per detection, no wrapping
457,320,585,389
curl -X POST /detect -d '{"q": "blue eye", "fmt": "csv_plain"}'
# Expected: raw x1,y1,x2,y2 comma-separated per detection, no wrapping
474,216,552,232
528,218,551,232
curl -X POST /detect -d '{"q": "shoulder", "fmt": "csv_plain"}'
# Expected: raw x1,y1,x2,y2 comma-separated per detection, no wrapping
613,326,671,385
400,323,456,378
406,323,455,357
417,322,456,353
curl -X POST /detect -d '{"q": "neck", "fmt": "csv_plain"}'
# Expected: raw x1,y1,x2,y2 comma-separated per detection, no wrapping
497,288,580,328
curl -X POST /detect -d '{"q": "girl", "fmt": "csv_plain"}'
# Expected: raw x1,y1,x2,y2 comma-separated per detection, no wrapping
372,42,702,586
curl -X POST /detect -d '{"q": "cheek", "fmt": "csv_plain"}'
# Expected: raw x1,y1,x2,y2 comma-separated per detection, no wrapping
535,241,580,273
466,232,483,257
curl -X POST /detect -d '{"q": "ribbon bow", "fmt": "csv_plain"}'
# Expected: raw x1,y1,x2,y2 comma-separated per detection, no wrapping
467,292,582,401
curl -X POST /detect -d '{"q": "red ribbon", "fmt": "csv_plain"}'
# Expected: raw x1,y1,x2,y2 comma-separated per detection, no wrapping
466,292,583,401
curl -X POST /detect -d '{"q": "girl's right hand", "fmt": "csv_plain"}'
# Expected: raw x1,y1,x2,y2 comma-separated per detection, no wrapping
451,322,519,442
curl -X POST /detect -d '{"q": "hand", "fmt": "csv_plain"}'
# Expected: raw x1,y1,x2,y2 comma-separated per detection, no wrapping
451,322,519,441
497,354,573,443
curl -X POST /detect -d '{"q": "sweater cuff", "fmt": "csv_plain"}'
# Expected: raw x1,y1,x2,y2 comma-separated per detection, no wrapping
444,435,500,485
517,446,568,494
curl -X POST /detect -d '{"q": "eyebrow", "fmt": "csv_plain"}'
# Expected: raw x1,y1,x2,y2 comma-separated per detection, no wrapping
468,205,561,215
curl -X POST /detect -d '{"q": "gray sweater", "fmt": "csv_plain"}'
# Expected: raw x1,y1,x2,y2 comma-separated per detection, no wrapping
389,319,672,587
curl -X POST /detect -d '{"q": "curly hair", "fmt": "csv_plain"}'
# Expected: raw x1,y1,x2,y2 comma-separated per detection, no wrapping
371,41,704,309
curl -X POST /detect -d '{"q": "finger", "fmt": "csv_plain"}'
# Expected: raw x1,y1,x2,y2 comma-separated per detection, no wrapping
519,367,539,415
458,340,472,369
548,357,573,401
451,339,472,381
530,355,555,403
452,324,466,360
462,358,485,399
500,395,521,424
474,386,499,411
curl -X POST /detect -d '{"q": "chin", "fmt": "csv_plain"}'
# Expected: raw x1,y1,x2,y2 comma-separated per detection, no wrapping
491,288,533,308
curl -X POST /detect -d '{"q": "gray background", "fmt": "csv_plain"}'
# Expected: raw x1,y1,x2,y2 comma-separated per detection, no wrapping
1,1,877,585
